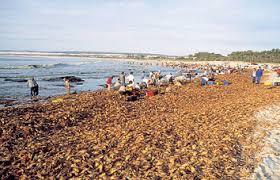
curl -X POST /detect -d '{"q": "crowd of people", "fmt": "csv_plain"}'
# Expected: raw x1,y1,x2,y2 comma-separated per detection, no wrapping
26,62,279,98
104,63,245,97
106,71,163,93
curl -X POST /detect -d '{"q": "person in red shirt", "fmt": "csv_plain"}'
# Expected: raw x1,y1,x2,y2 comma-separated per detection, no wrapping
277,67,280,77
106,76,113,90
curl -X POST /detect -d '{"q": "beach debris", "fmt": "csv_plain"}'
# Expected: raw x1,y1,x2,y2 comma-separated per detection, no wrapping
0,72,280,179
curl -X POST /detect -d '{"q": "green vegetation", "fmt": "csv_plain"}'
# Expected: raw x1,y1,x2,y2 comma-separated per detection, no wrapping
176,49,280,63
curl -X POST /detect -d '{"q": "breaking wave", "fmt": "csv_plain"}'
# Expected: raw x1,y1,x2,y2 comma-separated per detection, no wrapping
0,62,90,69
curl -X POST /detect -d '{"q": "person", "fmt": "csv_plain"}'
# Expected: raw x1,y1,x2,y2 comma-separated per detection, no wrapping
113,78,121,90
201,76,209,85
154,71,161,86
126,81,134,95
208,73,215,81
135,83,141,90
151,72,156,85
27,77,38,97
251,68,256,83
141,71,146,80
34,83,39,96
255,67,263,84
118,85,126,95
127,72,135,83
119,72,126,85
149,72,153,79
140,82,147,89
64,78,71,95
277,67,280,77
106,76,113,90
166,73,174,83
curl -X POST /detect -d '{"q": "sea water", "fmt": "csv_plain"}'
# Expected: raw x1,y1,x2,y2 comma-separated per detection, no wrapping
0,55,180,100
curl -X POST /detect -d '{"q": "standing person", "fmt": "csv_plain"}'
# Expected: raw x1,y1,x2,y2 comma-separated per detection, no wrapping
255,67,263,84
106,76,113,90
166,73,174,83
149,71,153,79
119,72,126,86
141,71,146,80
155,71,161,86
127,72,134,83
27,77,38,97
34,82,39,96
64,78,71,95
251,68,256,83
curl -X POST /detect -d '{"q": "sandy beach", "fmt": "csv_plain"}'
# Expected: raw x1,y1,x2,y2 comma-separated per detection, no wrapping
1,70,280,179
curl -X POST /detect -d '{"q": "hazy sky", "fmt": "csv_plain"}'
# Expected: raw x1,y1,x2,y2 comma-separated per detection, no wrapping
1,0,280,55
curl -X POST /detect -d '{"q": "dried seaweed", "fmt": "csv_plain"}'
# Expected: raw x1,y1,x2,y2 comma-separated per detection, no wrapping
1,72,280,179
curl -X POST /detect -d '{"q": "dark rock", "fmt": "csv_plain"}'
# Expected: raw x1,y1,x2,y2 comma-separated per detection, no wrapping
43,76,84,82
4,78,28,82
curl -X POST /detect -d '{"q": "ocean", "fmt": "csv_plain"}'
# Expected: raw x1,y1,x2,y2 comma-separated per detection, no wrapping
0,55,180,100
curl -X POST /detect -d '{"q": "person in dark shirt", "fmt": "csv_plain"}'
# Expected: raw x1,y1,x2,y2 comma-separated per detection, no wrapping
255,67,263,84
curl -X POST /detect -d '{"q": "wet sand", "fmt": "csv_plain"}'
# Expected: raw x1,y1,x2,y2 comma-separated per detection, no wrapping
1,71,280,178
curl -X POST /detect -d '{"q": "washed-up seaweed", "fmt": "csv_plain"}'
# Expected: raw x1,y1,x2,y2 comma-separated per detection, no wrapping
1,72,280,179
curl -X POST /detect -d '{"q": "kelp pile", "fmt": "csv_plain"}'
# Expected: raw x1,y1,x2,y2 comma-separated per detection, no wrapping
1,72,280,179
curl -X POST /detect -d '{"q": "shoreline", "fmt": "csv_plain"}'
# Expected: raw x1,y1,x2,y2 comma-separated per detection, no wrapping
1,53,278,66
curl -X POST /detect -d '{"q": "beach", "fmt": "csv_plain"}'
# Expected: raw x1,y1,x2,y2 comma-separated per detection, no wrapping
1,71,280,178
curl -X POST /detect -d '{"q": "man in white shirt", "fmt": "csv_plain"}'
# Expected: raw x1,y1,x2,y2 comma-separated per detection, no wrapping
127,72,135,83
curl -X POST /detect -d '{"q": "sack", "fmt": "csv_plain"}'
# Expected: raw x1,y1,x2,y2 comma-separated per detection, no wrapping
264,81,273,86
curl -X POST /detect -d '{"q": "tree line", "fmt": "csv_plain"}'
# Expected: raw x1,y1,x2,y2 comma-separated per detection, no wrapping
175,49,280,63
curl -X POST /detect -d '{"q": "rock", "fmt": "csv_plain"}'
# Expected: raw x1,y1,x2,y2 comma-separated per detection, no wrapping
4,78,28,82
43,76,84,82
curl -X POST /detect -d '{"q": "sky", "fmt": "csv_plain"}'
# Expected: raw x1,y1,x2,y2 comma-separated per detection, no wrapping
0,0,280,55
